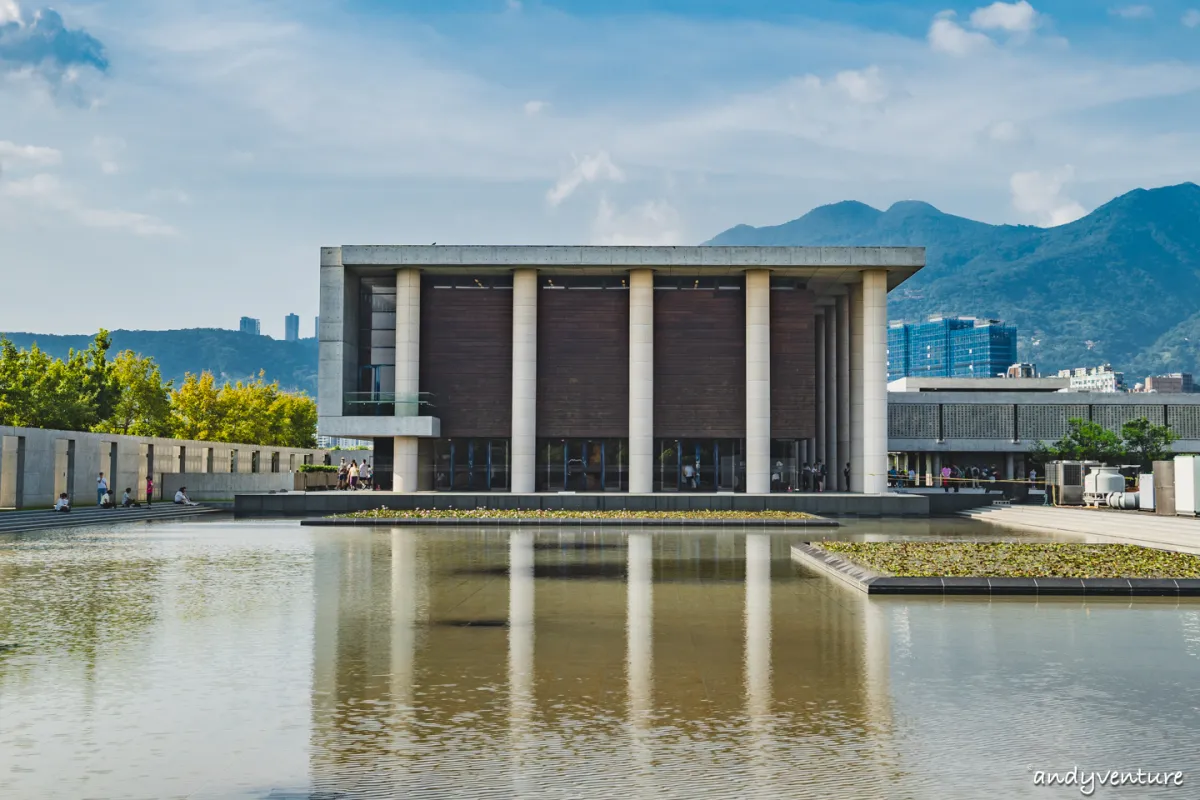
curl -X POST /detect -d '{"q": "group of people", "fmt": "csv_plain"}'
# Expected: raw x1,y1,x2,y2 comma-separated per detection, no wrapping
886,464,1007,493
336,459,372,491
792,461,849,492
53,471,199,513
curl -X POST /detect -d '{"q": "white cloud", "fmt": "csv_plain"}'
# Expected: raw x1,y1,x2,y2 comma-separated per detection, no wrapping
0,140,62,167
524,99,547,115
0,0,21,25
969,1,1040,33
929,13,992,56
835,66,887,103
1112,5,1155,19
0,173,176,236
506,0,522,11
1010,167,1087,226
591,196,683,246
1184,9,1200,27
546,151,624,206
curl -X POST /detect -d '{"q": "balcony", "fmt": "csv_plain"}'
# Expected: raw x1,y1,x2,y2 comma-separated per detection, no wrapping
317,392,441,439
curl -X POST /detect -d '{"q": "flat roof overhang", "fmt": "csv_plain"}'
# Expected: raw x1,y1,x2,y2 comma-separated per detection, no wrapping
325,245,925,293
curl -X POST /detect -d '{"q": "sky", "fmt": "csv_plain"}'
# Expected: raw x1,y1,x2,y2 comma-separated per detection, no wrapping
2,0,1200,337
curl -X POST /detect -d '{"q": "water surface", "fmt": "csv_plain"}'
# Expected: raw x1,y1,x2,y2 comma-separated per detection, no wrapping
1,519,1197,799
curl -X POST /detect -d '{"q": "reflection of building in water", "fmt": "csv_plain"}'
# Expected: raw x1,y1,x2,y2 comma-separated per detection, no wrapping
308,530,894,796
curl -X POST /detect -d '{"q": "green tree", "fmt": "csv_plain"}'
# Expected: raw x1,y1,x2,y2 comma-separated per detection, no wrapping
1120,417,1177,469
169,372,223,441
168,370,317,447
0,332,116,431
94,350,174,436
1029,417,1126,465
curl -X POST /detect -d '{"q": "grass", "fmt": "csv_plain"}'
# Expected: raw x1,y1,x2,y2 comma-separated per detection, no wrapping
816,541,1200,579
334,508,817,521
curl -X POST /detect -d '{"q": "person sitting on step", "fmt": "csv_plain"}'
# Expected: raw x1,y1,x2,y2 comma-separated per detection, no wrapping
53,493,71,513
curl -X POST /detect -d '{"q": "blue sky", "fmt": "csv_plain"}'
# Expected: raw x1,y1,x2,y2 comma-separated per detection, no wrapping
2,0,1199,336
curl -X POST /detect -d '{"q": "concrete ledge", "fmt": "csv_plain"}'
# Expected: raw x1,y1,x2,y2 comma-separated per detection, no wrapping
301,516,839,528
317,415,440,438
790,543,1200,597
235,491,928,519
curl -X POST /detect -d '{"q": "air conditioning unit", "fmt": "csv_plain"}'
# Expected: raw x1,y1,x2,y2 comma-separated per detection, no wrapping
1045,460,1101,506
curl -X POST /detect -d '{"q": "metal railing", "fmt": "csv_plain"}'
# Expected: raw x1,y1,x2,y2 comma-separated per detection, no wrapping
344,392,437,417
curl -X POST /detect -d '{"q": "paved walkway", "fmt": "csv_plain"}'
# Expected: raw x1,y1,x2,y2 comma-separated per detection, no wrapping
0,504,220,535
962,505,1200,555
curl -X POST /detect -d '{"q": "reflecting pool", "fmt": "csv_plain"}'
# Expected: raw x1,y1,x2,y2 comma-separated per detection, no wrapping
1,520,1198,799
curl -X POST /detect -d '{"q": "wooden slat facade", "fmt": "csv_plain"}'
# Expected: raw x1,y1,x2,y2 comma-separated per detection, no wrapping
770,288,817,438
654,288,747,438
537,287,630,438
419,286,513,438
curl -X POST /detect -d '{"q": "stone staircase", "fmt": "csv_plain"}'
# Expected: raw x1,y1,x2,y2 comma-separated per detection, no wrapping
0,503,221,535
961,505,1200,554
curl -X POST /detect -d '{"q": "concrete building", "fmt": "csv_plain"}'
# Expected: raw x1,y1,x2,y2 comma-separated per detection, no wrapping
285,313,300,342
239,316,261,336
1145,373,1195,394
317,245,925,495
1058,364,1124,393
1,424,325,509
887,317,1017,381
887,384,1200,481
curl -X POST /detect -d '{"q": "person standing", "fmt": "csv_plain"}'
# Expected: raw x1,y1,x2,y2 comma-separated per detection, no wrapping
843,462,851,491
146,475,154,507
348,460,360,490
362,462,373,490
940,464,951,493
801,463,811,492
97,472,108,507
337,459,348,491
682,461,695,491
818,461,827,492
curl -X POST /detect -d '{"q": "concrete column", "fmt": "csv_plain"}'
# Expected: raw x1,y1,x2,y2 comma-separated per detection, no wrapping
393,268,421,492
862,270,888,494
824,305,838,490
511,269,538,493
849,286,864,492
837,294,851,491
745,270,771,495
1005,452,1016,481
629,270,654,494
815,310,827,464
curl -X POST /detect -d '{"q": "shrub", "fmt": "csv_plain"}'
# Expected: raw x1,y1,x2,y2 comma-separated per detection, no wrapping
298,463,337,473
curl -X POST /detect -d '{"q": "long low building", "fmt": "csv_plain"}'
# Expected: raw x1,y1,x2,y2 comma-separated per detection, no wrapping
888,383,1200,479
1,425,327,509
317,245,926,495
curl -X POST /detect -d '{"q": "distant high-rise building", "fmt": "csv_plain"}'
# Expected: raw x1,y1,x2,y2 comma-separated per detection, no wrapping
1057,364,1125,393
285,313,300,342
239,316,261,336
887,317,1018,381
1144,373,1194,393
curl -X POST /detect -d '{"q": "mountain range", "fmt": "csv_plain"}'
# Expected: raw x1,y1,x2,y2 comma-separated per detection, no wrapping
0,329,318,395
707,182,1200,379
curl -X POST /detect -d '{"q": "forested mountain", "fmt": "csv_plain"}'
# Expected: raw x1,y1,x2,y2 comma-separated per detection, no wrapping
707,182,1200,378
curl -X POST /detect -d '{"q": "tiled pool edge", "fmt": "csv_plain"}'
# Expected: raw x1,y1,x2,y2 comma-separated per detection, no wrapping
790,543,1200,597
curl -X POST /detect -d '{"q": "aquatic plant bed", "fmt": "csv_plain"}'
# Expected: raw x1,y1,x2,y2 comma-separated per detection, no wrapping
791,542,1200,596
302,508,838,527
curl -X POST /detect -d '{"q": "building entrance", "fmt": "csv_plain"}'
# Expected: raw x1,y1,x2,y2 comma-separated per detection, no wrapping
535,439,627,492
655,439,746,492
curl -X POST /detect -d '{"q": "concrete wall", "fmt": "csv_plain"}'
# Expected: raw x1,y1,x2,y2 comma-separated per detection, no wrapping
161,472,295,502
0,424,325,509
